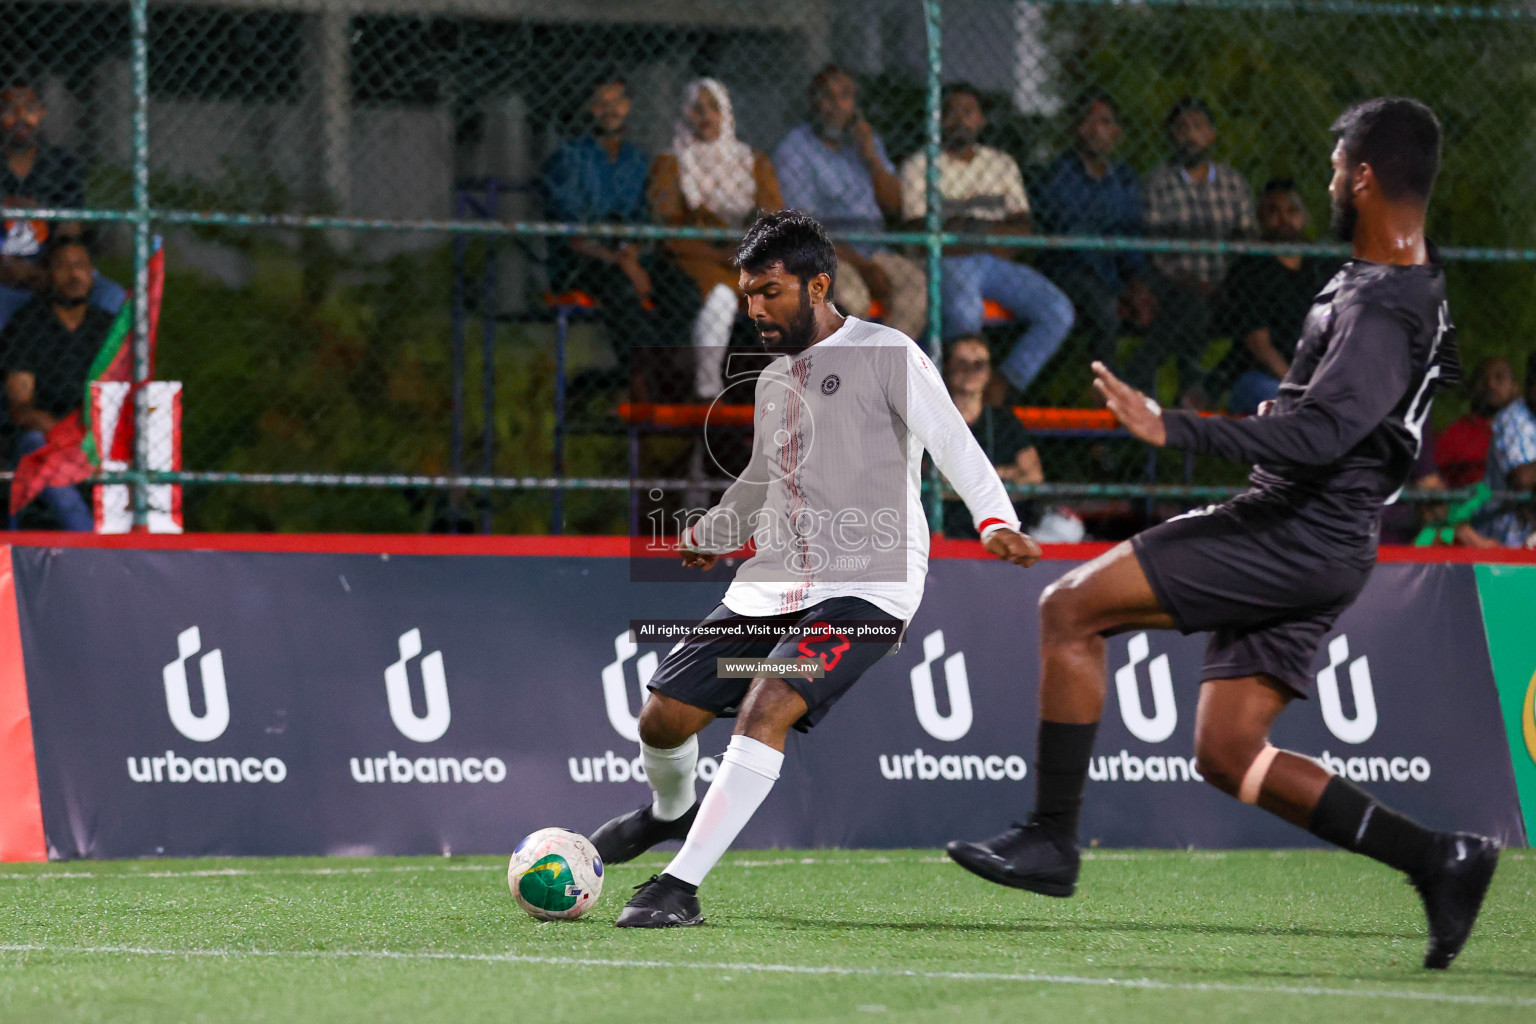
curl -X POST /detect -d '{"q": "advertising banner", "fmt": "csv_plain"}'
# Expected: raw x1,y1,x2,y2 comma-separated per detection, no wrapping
7,546,1525,860
1475,564,1536,833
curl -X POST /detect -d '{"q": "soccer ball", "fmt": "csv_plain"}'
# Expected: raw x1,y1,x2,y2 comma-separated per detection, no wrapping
507,827,604,921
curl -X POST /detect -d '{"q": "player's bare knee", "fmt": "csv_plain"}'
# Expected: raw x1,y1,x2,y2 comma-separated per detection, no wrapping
1039,578,1092,644
1193,730,1261,796
636,698,699,749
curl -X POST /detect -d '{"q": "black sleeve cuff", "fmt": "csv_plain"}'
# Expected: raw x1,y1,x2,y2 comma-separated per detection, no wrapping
1161,410,1203,452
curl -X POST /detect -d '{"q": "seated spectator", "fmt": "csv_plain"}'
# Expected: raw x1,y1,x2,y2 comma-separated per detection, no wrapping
899,84,1074,396
1436,356,1518,488
1214,179,1341,413
0,74,123,329
940,336,1084,543
1473,354,1536,548
1139,97,1256,402
649,78,783,398
0,236,112,531
774,65,926,341
541,73,697,390
1036,89,1155,368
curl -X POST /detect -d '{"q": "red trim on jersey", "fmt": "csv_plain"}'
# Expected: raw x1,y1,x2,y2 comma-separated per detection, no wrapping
976,518,1007,535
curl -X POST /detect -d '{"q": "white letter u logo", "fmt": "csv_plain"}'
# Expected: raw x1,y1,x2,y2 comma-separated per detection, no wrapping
600,632,657,743
1115,633,1177,743
910,630,973,741
163,626,230,742
1316,635,1377,745
384,628,451,743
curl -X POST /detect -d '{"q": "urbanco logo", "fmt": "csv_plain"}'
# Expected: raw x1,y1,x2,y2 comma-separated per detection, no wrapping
131,627,286,784
1316,634,1377,745
601,631,657,743
384,628,450,743
163,626,229,742
1115,633,1177,744
910,630,972,741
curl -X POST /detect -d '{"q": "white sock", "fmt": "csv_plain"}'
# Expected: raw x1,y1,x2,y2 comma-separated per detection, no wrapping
664,735,783,886
641,737,698,822
692,283,738,398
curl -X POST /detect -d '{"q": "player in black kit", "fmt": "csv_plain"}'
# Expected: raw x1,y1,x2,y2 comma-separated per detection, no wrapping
947,98,1499,969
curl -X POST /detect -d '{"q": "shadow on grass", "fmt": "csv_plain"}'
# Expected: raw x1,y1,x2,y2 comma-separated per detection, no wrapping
745,913,1409,942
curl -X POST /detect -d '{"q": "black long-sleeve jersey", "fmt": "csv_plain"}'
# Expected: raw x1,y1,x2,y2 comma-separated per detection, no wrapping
1161,248,1459,561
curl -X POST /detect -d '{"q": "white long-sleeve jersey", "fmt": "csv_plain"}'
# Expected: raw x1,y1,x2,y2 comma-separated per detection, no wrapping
684,317,1020,621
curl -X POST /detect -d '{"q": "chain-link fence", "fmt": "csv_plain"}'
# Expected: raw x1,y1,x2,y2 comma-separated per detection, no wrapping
2,0,1532,540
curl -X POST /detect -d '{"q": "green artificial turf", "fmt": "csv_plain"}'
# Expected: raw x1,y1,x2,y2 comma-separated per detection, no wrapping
1,849,1532,1023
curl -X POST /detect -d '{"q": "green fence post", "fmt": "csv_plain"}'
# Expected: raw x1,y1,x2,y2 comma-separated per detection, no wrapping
130,0,152,530
923,0,945,534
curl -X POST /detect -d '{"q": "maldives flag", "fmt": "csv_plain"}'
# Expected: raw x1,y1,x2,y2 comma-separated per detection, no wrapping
9,239,165,518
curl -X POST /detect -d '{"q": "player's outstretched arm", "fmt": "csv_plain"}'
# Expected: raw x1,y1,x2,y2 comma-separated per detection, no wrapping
891,343,1027,552
1099,304,1416,467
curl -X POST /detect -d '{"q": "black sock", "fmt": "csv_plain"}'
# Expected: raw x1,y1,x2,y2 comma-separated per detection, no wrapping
658,872,698,895
1029,720,1099,843
1308,776,1438,877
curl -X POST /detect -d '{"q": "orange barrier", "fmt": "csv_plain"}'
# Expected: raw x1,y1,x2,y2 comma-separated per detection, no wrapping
864,299,1013,323
617,402,1122,432
544,290,656,313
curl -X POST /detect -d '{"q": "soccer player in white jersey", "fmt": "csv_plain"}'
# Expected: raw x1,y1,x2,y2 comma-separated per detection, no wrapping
593,210,1041,927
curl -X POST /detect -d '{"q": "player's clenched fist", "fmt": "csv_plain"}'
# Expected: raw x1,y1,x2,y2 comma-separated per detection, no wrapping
984,527,1042,568
1092,360,1167,448
679,549,718,570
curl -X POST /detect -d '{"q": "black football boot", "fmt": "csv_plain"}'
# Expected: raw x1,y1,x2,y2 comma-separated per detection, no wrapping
614,874,705,928
946,822,1080,897
590,803,698,865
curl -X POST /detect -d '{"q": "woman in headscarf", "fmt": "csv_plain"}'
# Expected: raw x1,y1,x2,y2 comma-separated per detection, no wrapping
649,78,782,398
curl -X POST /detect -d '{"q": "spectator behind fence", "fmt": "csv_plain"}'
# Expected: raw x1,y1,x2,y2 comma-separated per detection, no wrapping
1139,97,1256,402
1214,179,1341,413
649,78,783,399
1436,356,1519,488
0,74,124,330
541,73,697,385
898,84,1074,396
774,65,927,341
940,336,1085,543
0,236,110,531
1035,89,1155,369
1472,355,1536,547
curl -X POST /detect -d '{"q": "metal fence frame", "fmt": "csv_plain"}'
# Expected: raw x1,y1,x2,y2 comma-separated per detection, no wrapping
8,0,1534,527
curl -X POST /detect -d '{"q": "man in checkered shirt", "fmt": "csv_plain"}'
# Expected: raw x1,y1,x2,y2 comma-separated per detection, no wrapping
1475,354,1536,546
1135,97,1257,402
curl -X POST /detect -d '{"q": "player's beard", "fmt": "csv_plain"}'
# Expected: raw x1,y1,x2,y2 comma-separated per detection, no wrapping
757,284,817,354
1330,188,1358,243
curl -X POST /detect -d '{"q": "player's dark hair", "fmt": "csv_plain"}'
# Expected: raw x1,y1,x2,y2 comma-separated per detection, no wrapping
1467,357,1512,418
942,82,984,110
0,68,37,95
809,64,852,96
590,69,627,96
735,210,836,292
1164,96,1212,133
1526,354,1536,395
1262,177,1299,197
1330,97,1441,202
40,232,90,268
1070,87,1117,128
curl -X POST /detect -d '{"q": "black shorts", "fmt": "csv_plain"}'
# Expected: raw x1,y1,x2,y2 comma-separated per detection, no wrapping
1131,500,1372,698
646,597,899,732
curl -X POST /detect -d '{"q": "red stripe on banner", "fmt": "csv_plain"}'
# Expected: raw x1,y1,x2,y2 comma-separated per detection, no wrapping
0,532,1533,565
0,547,45,862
